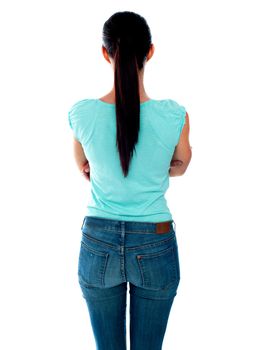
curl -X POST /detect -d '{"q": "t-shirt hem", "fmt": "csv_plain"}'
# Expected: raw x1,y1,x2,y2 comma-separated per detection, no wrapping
84,207,173,223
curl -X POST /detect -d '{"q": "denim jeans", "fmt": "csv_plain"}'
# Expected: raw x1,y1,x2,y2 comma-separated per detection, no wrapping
78,216,181,350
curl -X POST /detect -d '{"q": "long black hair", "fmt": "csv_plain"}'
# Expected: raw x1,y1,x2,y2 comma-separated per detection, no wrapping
102,11,152,177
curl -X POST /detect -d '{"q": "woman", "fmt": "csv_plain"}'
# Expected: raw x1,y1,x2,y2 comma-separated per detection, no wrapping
68,11,192,350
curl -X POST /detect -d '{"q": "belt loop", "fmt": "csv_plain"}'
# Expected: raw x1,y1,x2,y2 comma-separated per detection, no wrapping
172,219,176,233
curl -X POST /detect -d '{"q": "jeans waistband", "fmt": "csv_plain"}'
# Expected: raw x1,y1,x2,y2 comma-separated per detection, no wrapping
81,216,176,234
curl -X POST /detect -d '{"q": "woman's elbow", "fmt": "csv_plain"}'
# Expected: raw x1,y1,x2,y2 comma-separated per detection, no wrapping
169,149,192,177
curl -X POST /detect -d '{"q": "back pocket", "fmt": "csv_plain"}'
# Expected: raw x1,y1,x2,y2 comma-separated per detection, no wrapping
78,241,109,288
136,243,180,291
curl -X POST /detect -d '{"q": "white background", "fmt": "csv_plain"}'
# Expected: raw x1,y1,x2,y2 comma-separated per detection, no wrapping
0,1,255,349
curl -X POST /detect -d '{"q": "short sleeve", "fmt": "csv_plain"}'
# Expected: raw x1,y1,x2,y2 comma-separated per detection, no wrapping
68,105,80,142
175,105,187,146
166,99,187,147
68,99,89,142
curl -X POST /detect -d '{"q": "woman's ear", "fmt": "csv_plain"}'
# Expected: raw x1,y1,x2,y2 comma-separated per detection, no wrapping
102,45,111,64
146,43,155,62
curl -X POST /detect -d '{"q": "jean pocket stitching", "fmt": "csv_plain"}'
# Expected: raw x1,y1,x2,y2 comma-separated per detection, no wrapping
78,241,109,287
82,232,117,250
126,234,176,252
136,245,179,290
80,240,108,256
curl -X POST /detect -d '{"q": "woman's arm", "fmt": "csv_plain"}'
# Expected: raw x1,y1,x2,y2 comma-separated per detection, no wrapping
169,112,192,177
72,137,90,181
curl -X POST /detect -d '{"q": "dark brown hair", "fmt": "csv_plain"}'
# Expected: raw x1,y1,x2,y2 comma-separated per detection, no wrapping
102,11,152,177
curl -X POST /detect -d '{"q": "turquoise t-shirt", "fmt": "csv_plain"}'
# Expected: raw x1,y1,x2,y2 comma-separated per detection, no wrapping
68,98,186,222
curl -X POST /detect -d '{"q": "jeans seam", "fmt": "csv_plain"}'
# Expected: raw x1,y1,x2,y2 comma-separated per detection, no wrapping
81,240,111,256
136,245,174,259
126,235,175,251
82,232,176,251
82,233,118,250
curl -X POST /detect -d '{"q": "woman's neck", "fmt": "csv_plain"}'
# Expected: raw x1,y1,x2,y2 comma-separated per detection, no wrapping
100,87,150,104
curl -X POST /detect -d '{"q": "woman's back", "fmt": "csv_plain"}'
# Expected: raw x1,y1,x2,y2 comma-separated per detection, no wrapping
68,97,187,222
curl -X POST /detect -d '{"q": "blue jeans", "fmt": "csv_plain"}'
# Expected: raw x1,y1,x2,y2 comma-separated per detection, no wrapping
78,216,181,350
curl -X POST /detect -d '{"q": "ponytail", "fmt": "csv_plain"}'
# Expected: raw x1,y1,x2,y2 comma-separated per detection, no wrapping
102,11,152,177
114,37,140,177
